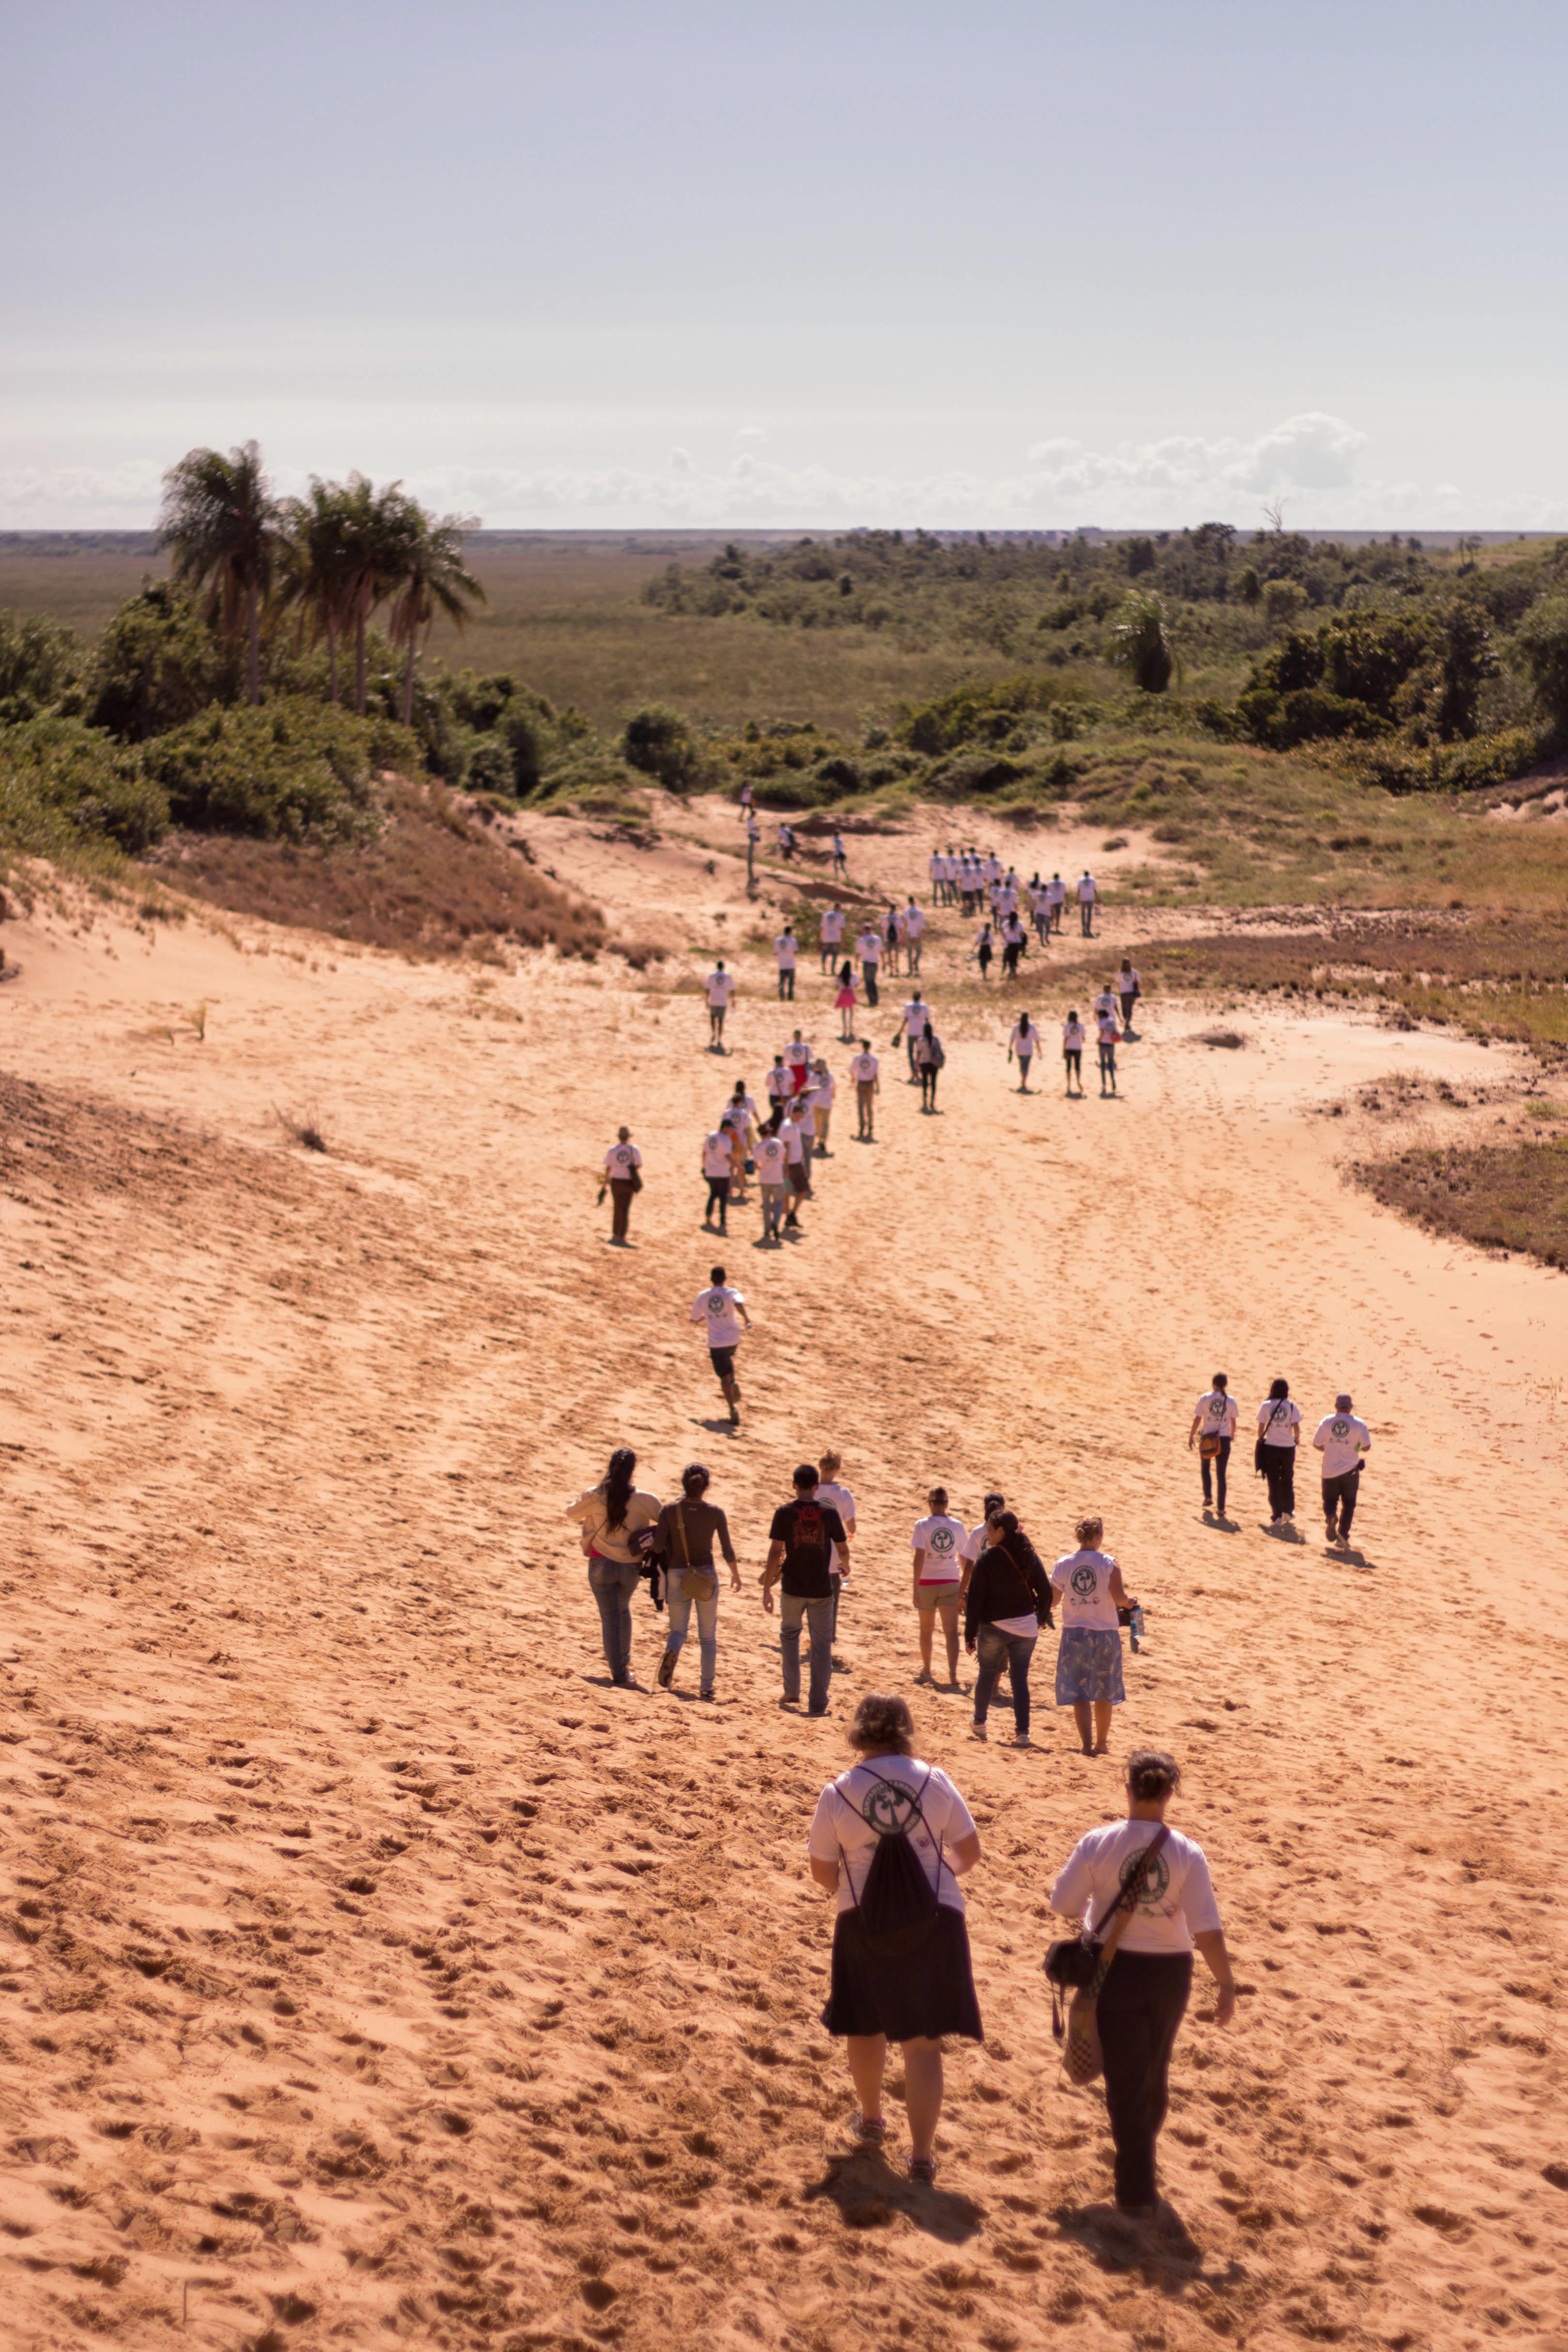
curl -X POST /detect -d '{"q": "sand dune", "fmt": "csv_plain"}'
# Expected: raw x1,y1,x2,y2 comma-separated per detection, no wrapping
0,807,1565,2352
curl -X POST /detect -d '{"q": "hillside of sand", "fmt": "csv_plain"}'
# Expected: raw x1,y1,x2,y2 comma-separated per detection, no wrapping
0,799,1565,2352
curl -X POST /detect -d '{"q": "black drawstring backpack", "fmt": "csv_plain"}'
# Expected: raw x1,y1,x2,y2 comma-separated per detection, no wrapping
842,1767,943,1959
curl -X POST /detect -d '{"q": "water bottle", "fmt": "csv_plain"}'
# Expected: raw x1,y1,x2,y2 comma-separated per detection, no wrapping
1129,1604,1145,1654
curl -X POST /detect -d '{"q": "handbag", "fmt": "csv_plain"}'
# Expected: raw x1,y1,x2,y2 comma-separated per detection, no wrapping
1045,1826,1170,2086
671,1501,717,1602
1254,1398,1287,1476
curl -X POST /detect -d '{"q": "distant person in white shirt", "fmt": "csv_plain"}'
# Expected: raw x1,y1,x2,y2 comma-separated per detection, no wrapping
1314,1393,1371,1547
831,828,847,879
705,960,736,1051
602,1127,642,1246
911,1486,968,1687
1046,872,1067,932
775,926,798,1001
754,1118,790,1244
745,809,761,883
855,927,882,1007
896,990,929,1080
903,898,926,974
778,1106,809,1229
738,780,753,821
809,1059,835,1156
700,1129,735,1235
777,820,795,860
929,849,946,906
820,904,846,972
1117,959,1142,1037
1009,1015,1042,1092
1096,1007,1120,1096
850,1041,880,1141
1256,1379,1304,1529
1062,1011,1086,1095
690,1266,751,1426
816,1449,856,1643
1187,1374,1239,1519
1078,870,1098,936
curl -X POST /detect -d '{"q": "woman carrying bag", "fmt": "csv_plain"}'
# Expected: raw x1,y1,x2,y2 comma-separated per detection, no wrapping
1255,1377,1304,1527
1046,1749,1236,2220
652,1463,738,1702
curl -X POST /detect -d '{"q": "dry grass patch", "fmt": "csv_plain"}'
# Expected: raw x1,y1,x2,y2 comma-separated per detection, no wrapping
1353,1136,1568,1267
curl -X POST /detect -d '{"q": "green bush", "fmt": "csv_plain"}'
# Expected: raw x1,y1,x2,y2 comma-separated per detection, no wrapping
140,697,411,840
1513,593,1568,735
0,610,88,724
0,715,170,853
622,703,700,788
90,582,233,740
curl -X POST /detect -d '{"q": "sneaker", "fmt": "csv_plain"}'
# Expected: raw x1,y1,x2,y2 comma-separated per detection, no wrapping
969,1720,987,1740
908,2155,937,2186
657,1649,677,1690
1012,1733,1032,1748
728,1400,740,1426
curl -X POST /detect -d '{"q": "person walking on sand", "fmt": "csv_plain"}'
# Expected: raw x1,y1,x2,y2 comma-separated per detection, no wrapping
832,827,848,880
910,1486,967,1687
745,808,761,885
785,1028,813,1095
1255,1377,1303,1529
755,1116,790,1245
690,1265,751,1425
1097,1006,1120,1097
958,1490,1007,1603
884,905,902,982
1117,958,1142,1037
972,923,994,981
807,1691,983,2183
1187,1373,1239,1521
903,897,926,975
602,1126,642,1246
1046,870,1067,933
1052,1514,1136,1755
1062,1010,1086,1096
700,1127,734,1235
775,925,798,1001
964,1509,1054,1746
1047,1749,1235,2221
896,990,930,1082
738,780,754,823
704,959,736,1052
766,1052,792,1114
930,847,946,906
809,1058,835,1156
1009,1014,1041,1092
1001,912,1027,979
762,1463,848,1716
1078,869,1098,937
850,1039,880,1140
778,820,795,861
779,1100,811,1230
835,962,858,1042
915,1020,945,1113
652,1463,739,1701
855,922,883,1008
820,903,846,973
816,1449,857,1645
567,1447,663,1689
1313,1392,1371,1548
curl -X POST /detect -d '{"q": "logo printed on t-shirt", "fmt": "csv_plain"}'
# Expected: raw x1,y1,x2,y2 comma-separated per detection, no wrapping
928,1526,956,1558
1118,1845,1171,1909
1071,1563,1099,1599
861,1779,921,1838
705,1293,728,1318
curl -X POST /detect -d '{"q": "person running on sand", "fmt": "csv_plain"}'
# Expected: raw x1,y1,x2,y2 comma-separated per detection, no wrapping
1118,958,1141,1037
762,1464,848,1716
972,924,994,981
855,923,882,1008
815,1449,856,1645
1078,870,1098,936
705,960,736,1051
1314,1392,1370,1548
807,1691,983,2183
896,990,929,1082
1052,1514,1136,1755
915,1021,945,1113
775,926,798,1001
835,963,858,1041
1188,1373,1239,1520
965,1509,1054,1745
700,1127,734,1235
1047,1749,1235,2221
653,1463,739,1701
850,1040,880,1140
755,1116,790,1245
910,1486,966,1687
1009,1014,1042,1092
602,1127,642,1246
1097,1007,1120,1096
1062,1010,1086,1096
567,1447,662,1689
1255,1378,1303,1529
820,903,846,972
690,1265,751,1425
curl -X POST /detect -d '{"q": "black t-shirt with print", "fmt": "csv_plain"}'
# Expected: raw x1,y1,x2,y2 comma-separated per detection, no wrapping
769,1498,847,1599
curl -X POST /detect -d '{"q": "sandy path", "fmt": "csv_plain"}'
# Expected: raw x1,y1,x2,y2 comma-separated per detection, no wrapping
0,822,1564,2352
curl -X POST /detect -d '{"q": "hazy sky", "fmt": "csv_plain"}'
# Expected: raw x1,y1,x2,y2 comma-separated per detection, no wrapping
4,0,1565,529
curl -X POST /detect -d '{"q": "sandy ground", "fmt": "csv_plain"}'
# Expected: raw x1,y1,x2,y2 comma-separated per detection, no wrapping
0,806,1565,2352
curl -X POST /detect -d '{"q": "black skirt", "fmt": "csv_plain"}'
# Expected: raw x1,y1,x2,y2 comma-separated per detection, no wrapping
823,1905,983,2043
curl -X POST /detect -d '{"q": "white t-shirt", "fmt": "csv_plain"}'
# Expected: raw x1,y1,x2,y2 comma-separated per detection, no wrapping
816,1480,855,1537
1011,1022,1041,1056
1078,875,1097,902
1052,1547,1119,1631
985,855,1001,883
929,854,944,880
911,1514,967,1583
905,906,926,936
1046,878,1066,905
1195,1390,1239,1438
808,1758,977,1916
1118,970,1141,995
1097,1014,1120,1044
1063,1021,1085,1050
960,1521,993,1564
1094,990,1118,1019
755,1134,788,1184
785,1039,811,1072
903,1002,928,1037
706,971,735,1007
821,910,845,943
1314,1411,1371,1478
1258,1399,1303,1447
604,1142,642,1180
780,1118,805,1164
775,935,797,969
766,1066,791,1101
691,1284,745,1348
851,1052,879,1084
1050,1820,1223,1956
746,813,760,839
813,1073,835,1108
724,1093,758,1133
856,931,882,964
702,1132,735,1177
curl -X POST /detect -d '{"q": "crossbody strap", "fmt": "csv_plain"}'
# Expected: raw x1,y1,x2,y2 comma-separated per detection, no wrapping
1086,1825,1171,1993
838,1766,944,1909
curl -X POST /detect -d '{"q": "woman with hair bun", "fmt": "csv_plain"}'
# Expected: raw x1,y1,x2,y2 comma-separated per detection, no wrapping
807,1693,983,2185
1051,1514,1136,1755
1048,1749,1236,2220
652,1463,739,1701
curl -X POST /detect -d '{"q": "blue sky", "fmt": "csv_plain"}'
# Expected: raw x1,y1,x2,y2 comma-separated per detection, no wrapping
4,0,1565,528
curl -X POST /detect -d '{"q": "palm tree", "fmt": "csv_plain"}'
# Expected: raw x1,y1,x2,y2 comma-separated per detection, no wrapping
385,506,484,725
1109,591,1174,694
157,441,280,704
326,475,415,717
278,479,362,703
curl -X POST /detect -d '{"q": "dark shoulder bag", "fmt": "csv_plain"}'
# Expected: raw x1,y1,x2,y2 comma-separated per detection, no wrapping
1255,1399,1287,1477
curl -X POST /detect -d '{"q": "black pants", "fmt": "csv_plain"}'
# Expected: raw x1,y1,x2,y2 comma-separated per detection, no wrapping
1120,992,1137,1029
1323,1468,1360,1538
1080,902,1094,935
709,1344,737,1390
1097,1950,1192,2211
1200,1434,1232,1514
863,963,879,1006
1263,1445,1296,1518
704,1176,730,1228
1002,944,1021,976
920,1066,938,1108
609,1178,635,1240
778,968,794,999
1064,1049,1081,1083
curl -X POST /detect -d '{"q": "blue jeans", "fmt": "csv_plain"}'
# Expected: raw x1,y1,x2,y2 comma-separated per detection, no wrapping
588,1558,642,1685
665,1571,719,1693
780,1592,833,1713
974,1624,1037,1736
